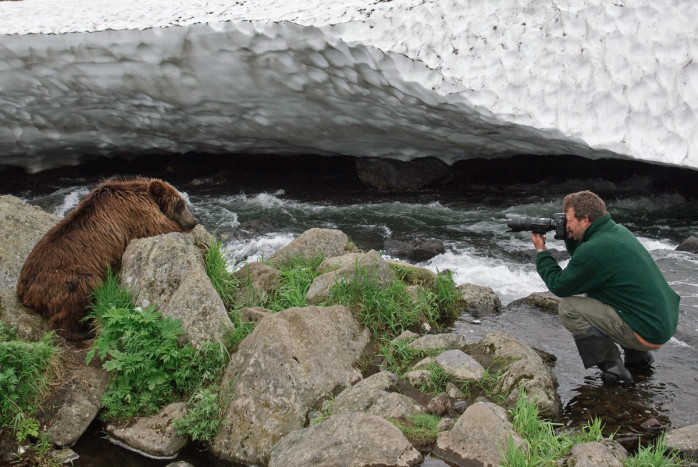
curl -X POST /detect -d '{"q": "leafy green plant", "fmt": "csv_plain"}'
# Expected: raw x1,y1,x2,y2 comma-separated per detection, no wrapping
0,323,57,441
87,274,228,420
173,387,222,442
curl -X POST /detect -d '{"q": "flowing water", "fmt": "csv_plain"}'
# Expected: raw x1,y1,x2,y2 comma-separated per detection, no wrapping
10,173,698,463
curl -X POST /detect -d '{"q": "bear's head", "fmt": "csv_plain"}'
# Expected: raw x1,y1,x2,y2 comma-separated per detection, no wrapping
148,179,199,230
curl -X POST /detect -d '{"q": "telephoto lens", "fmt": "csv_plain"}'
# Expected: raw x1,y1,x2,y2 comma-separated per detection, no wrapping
506,213,567,239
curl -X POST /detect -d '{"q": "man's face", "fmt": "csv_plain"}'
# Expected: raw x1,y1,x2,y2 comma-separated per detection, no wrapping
565,208,591,241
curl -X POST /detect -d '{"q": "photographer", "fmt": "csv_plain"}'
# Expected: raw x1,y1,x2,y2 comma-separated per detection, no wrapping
532,190,679,384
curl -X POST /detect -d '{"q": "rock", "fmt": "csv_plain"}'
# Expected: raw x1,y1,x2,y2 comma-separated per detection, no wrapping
270,228,348,267
332,371,425,419
665,424,698,459
306,250,395,305
394,329,420,342
453,400,468,414
386,259,437,286
405,370,431,388
238,306,272,322
0,195,60,289
407,333,468,352
434,349,486,380
457,283,502,316
41,350,110,447
676,236,698,253
426,393,452,416
445,382,461,399
107,402,188,459
211,305,369,465
269,412,423,467
434,401,526,466
383,238,445,262
0,289,51,341
558,439,628,466
233,262,281,305
436,418,454,432
507,291,562,314
475,332,561,418
120,230,234,346
355,156,453,190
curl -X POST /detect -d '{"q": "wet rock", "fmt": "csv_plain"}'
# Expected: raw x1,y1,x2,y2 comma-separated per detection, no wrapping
356,156,453,191
107,402,188,459
457,283,502,316
475,331,562,418
426,393,452,416
121,229,234,346
558,439,628,466
407,333,468,352
306,250,395,305
434,348,486,380
675,236,698,253
233,262,281,305
665,424,698,459
507,291,562,314
383,238,445,262
0,195,60,289
640,417,663,432
211,305,369,465
434,401,526,466
230,218,275,240
270,228,348,267
0,289,51,341
332,371,425,419
269,412,423,467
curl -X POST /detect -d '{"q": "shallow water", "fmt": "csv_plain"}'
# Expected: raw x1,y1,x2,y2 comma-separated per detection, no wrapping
10,175,698,462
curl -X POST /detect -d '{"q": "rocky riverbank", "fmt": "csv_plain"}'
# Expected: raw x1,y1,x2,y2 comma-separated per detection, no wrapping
1,194,697,466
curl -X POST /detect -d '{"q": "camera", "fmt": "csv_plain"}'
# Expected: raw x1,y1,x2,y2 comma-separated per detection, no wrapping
507,213,568,240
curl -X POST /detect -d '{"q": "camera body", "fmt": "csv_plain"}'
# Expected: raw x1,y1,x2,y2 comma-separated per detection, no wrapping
507,213,568,240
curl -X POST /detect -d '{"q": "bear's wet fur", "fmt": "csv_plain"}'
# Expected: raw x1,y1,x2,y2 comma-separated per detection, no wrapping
16,177,198,340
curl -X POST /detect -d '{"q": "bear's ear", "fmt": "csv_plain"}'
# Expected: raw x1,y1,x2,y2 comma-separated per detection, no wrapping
148,180,166,200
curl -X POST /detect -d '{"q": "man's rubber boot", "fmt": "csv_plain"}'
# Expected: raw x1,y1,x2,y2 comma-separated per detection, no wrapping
573,326,633,384
622,347,655,369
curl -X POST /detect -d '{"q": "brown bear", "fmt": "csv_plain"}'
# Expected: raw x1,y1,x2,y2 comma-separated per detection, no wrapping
17,177,199,340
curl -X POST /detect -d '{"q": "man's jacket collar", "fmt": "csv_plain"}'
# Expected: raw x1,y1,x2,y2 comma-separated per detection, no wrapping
580,213,613,243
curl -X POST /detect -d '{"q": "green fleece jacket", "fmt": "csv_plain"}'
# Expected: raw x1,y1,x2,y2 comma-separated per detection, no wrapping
536,214,679,344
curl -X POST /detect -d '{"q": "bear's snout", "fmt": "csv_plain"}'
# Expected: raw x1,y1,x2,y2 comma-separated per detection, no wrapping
179,208,199,230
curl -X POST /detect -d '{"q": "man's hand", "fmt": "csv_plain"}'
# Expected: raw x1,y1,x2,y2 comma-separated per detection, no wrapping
531,233,546,251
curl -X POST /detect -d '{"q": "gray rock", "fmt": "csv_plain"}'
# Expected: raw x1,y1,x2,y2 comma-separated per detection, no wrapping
107,402,188,459
211,305,369,465
436,418,455,432
383,238,445,262
434,348,486,381
434,401,526,466
507,291,562,314
426,393,452,416
42,358,110,447
270,412,423,467
0,195,60,289
332,371,425,419
475,331,561,418
306,250,395,305
457,283,502,316
233,262,281,306
676,236,698,253
238,306,272,322
121,230,234,346
665,424,698,459
0,289,51,341
270,228,348,267
385,259,438,285
405,370,431,388
558,440,628,466
408,333,468,352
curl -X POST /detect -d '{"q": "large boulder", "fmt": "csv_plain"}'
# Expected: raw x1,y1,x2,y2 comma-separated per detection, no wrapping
675,236,698,253
434,401,526,466
557,440,628,466
0,195,60,289
269,412,423,467
665,424,698,459
211,305,369,465
475,332,561,418
270,228,348,267
0,289,51,341
306,250,396,305
120,229,234,346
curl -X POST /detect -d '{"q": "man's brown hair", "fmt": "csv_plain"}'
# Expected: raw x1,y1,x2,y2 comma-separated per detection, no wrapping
563,190,607,222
